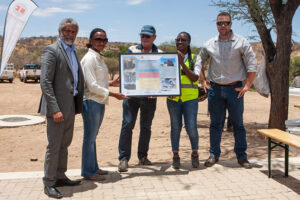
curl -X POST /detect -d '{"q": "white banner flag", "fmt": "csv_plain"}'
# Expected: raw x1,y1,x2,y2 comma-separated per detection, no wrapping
0,0,38,75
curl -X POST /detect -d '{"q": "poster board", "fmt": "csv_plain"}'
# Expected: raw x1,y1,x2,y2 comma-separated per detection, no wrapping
119,53,181,97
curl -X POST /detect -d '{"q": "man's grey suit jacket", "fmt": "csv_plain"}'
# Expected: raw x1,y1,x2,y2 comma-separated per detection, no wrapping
39,40,84,117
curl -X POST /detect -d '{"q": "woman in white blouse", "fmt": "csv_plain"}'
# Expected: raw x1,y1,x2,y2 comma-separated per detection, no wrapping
80,28,126,180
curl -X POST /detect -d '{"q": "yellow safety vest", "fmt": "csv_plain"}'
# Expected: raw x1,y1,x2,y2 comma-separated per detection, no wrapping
168,54,199,102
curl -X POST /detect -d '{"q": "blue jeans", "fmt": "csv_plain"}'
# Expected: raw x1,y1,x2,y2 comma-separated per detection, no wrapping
118,97,157,161
167,99,199,152
81,100,105,178
208,82,247,160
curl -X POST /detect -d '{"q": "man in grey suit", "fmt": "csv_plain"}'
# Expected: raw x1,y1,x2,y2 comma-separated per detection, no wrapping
39,18,84,199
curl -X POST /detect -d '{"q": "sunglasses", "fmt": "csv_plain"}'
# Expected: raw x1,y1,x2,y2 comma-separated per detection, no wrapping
93,38,108,42
216,21,231,26
141,34,151,39
175,38,188,42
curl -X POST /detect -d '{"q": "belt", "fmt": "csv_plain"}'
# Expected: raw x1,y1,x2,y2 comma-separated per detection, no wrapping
211,81,240,86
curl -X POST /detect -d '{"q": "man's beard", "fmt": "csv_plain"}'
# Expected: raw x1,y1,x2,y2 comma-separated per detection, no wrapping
60,33,74,46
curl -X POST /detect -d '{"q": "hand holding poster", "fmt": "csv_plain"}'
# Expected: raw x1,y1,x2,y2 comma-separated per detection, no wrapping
0,0,38,75
119,53,181,97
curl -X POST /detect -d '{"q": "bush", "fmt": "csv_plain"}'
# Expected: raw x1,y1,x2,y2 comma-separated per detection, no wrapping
159,41,201,54
104,57,119,80
103,50,115,58
118,45,129,54
290,56,300,85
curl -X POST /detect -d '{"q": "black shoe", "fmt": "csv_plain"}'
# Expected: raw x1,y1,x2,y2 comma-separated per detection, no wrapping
191,153,199,168
238,159,252,169
204,156,219,167
54,178,81,187
44,186,63,199
139,157,152,165
172,155,180,169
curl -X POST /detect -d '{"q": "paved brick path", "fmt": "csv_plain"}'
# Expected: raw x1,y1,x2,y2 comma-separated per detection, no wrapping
0,158,299,200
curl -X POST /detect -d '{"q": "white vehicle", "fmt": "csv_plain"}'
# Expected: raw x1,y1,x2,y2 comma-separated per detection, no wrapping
289,76,300,96
20,64,41,83
0,63,15,83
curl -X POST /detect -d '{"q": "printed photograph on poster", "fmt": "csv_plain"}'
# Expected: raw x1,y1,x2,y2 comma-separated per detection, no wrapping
119,53,181,97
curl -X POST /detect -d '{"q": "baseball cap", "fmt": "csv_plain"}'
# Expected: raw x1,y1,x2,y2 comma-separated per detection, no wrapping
140,25,156,36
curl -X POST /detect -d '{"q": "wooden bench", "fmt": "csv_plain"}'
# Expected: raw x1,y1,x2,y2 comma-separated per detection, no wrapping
257,129,300,178
294,104,300,108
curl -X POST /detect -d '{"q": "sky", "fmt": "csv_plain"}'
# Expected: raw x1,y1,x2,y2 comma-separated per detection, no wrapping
0,0,300,47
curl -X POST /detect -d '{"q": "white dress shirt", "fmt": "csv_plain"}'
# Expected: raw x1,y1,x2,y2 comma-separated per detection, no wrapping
81,48,110,104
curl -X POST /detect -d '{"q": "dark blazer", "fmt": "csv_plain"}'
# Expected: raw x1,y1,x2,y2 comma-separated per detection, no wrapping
38,40,84,117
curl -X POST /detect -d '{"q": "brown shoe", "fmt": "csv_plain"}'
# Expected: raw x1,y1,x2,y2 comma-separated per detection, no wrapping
238,159,252,169
96,169,109,175
84,174,106,181
191,153,199,168
204,156,219,167
139,157,152,165
172,155,180,169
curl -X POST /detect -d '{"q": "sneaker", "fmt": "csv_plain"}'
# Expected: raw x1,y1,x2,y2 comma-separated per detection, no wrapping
238,159,252,169
204,156,219,167
139,157,152,165
172,155,180,169
118,160,128,172
191,153,199,168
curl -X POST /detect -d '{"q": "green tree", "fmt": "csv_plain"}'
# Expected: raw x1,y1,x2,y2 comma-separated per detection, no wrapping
159,40,201,54
190,46,202,54
293,56,300,68
118,45,129,54
103,50,115,58
104,57,119,80
290,56,300,83
159,41,177,52
31,49,42,64
76,48,88,61
212,0,300,129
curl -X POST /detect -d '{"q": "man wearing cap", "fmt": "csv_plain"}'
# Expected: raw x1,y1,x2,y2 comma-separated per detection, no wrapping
118,25,162,172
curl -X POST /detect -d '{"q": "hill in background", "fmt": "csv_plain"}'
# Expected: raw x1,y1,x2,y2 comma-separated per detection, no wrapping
0,36,299,70
0,36,136,70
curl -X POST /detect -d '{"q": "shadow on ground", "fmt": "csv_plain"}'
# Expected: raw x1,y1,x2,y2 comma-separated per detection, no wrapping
97,162,207,183
196,120,300,161
58,181,97,198
261,170,300,195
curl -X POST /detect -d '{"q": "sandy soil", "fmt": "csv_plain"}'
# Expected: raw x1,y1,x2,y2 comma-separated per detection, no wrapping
0,79,300,172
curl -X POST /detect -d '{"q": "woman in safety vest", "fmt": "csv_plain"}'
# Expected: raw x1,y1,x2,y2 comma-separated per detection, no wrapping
167,32,202,169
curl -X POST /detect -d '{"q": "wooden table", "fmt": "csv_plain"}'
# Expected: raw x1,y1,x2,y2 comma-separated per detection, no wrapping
257,129,300,177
